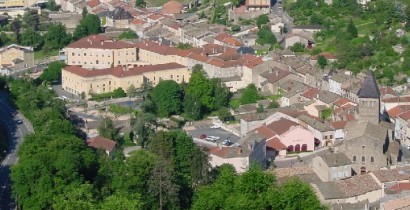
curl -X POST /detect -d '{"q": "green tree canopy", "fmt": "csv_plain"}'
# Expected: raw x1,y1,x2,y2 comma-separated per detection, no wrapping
22,9,40,31
346,19,358,39
317,55,328,69
73,14,102,40
135,0,147,8
256,14,269,28
44,23,71,50
39,61,66,83
20,29,43,49
240,84,260,104
257,26,277,46
151,80,183,117
118,30,138,40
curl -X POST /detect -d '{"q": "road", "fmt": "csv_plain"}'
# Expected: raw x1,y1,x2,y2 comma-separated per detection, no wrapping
0,91,33,209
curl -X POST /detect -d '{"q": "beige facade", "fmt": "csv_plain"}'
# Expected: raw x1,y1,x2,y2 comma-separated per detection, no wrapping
0,44,34,71
312,155,352,182
62,63,191,98
65,35,138,69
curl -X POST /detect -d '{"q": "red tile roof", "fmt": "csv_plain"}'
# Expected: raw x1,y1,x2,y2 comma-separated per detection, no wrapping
388,182,410,191
64,63,185,78
301,87,320,99
332,121,347,130
67,35,137,49
148,14,163,20
382,96,410,103
399,110,410,120
266,137,287,150
387,105,410,118
87,135,116,152
214,33,243,47
87,0,100,8
380,86,398,97
161,0,183,14
131,19,146,25
333,98,353,107
266,118,300,135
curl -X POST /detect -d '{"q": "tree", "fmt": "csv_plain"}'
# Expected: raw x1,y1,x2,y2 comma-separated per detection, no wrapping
217,106,231,122
256,14,269,28
290,42,305,52
100,193,142,210
135,0,147,8
39,61,66,83
240,84,260,104
118,30,138,40
231,25,240,32
256,26,277,46
406,6,410,30
10,18,22,43
44,23,71,50
183,93,202,120
98,117,122,144
151,80,182,117
47,0,58,11
73,14,102,40
126,84,138,98
131,112,157,147
176,43,193,50
82,7,88,19
113,87,126,97
257,104,264,113
346,19,358,39
317,55,328,69
22,9,40,31
20,29,43,49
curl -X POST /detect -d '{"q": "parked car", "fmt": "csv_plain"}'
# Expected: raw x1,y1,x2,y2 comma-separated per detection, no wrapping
199,134,207,139
210,125,221,129
10,112,17,117
16,119,23,124
222,140,232,146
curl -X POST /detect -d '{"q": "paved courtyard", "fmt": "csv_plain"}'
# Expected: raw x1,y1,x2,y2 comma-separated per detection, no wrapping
186,122,240,147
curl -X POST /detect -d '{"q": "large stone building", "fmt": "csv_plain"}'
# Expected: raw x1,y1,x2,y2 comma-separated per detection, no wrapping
62,63,190,98
0,44,34,74
337,71,398,175
64,35,138,69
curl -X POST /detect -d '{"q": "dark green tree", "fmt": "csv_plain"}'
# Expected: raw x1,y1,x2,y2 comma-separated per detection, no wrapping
73,14,102,40
217,106,231,122
44,23,71,50
183,93,202,120
135,0,147,8
126,84,138,98
317,55,328,69
22,9,40,31
346,19,358,39
82,7,88,19
20,29,43,49
118,30,138,40
39,61,66,83
256,14,269,28
113,87,126,97
47,0,59,11
256,26,277,46
151,80,182,117
240,84,260,104
98,117,122,144
10,18,22,43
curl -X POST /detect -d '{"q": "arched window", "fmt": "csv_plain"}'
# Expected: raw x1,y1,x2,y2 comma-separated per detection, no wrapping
352,155,356,162
287,145,294,152
362,156,366,163
295,144,301,152
371,156,374,163
301,144,308,151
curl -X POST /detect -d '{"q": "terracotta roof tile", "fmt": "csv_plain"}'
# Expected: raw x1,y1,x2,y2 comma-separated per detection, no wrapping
380,86,398,97
301,87,320,99
332,121,347,130
214,33,243,47
87,135,116,152
131,19,146,25
161,0,183,14
333,98,353,107
87,0,100,8
67,35,137,49
335,174,381,198
383,96,410,103
372,169,410,183
64,63,185,78
388,106,410,118
266,137,287,150
266,118,300,135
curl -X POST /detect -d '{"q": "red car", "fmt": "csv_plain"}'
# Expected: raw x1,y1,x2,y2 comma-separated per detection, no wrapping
199,134,207,139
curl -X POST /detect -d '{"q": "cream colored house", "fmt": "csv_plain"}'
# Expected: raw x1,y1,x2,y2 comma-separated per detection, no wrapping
0,44,34,73
312,153,352,182
65,35,138,69
62,63,190,98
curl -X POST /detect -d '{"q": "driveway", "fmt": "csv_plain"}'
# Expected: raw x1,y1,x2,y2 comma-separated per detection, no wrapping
0,91,33,209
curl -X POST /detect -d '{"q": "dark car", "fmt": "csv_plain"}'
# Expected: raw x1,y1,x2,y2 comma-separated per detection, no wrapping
16,119,23,124
199,134,207,139
10,112,17,117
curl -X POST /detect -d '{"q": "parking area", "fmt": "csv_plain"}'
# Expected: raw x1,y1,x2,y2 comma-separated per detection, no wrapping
187,123,240,147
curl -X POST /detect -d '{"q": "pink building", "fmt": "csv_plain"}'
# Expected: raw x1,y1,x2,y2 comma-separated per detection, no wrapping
254,118,315,153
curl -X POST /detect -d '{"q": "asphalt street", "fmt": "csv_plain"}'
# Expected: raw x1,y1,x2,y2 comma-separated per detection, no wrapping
0,91,33,209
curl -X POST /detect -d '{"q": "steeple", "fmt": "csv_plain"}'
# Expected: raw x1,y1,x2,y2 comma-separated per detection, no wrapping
357,71,380,124
358,71,380,99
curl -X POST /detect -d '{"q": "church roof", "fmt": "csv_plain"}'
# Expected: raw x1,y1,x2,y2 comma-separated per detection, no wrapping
357,71,380,99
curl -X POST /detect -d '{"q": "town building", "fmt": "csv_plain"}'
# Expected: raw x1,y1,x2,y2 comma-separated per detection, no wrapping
64,35,138,69
86,135,117,156
62,63,190,98
0,44,34,75
312,153,352,182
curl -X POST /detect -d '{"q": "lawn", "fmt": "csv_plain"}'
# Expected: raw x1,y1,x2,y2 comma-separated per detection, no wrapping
34,49,59,60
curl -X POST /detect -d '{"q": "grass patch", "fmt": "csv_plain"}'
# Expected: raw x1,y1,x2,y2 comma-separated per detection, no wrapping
109,104,133,116
34,49,59,60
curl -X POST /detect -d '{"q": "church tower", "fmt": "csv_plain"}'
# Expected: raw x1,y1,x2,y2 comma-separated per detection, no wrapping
357,71,380,124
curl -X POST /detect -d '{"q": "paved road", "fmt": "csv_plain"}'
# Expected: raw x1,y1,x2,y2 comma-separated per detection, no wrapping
186,123,240,146
0,91,33,209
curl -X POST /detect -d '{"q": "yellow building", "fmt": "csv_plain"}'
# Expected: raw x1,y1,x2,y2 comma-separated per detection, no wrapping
0,44,34,71
65,35,138,69
62,63,191,98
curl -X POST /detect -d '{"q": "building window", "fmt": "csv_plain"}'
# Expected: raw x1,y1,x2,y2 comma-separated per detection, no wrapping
362,145,365,149
118,61,120,64
84,53,86,56
361,156,366,163
72,53,74,56
370,156,374,163
170,75,173,79
153,77,155,81
96,60,99,64
330,135,333,139
109,81,111,85
352,155,356,162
